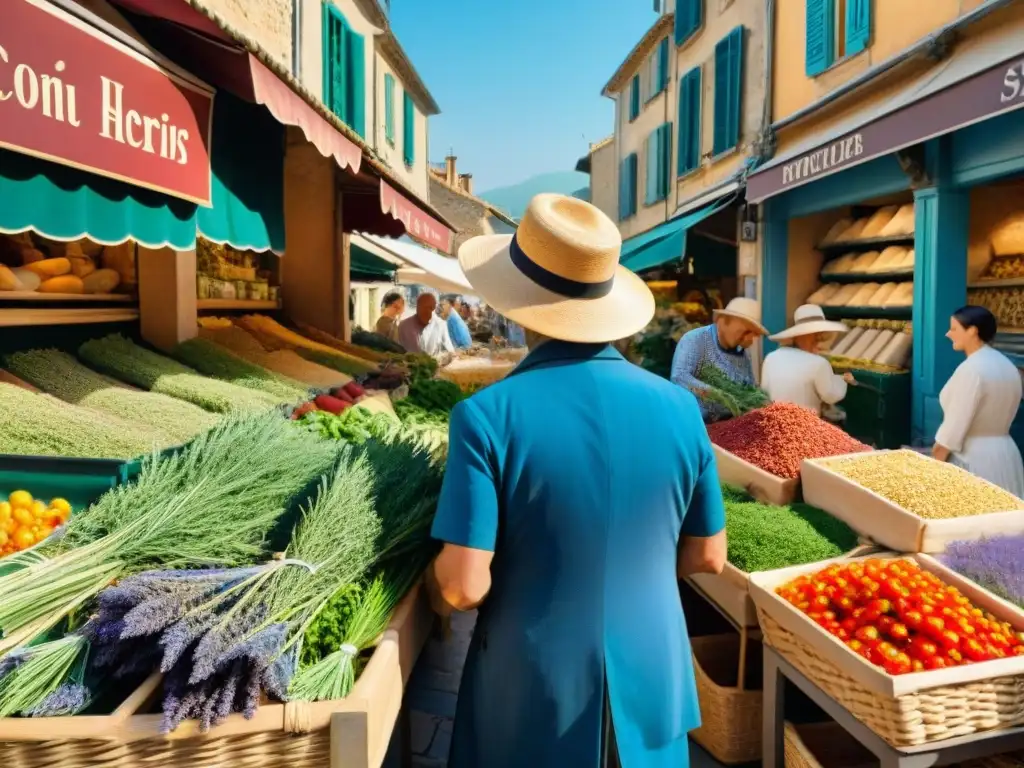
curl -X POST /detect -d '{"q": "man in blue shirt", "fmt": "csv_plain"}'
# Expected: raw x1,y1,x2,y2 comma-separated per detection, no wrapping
426,193,727,768
441,295,473,349
670,297,767,422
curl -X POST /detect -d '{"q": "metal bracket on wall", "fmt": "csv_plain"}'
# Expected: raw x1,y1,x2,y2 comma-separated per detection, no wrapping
896,144,932,189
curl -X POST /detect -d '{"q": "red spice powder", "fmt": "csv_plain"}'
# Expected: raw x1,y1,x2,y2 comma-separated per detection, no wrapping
707,402,870,479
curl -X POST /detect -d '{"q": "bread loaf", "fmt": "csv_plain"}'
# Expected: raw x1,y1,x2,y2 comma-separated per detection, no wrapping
868,246,907,273
861,206,899,238
824,284,861,306
846,329,880,359
23,257,71,278
991,212,1024,257
879,203,915,237
876,332,913,368
898,249,915,270
0,264,21,291
807,284,842,304
867,283,898,306
837,218,868,242
82,268,121,294
863,330,896,361
10,268,40,291
821,218,854,246
846,282,881,307
38,275,85,294
884,283,914,307
830,327,864,356
849,251,881,273
69,256,96,278
822,252,859,275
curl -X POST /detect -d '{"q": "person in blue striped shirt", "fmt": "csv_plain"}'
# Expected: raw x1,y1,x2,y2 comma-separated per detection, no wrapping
441,295,474,349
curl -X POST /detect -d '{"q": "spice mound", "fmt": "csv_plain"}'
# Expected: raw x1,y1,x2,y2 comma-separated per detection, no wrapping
820,450,1024,519
941,535,1024,607
777,557,1024,674
708,402,870,479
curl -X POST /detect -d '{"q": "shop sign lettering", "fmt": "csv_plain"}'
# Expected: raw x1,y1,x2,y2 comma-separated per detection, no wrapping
781,134,864,187
1000,61,1024,104
0,0,213,205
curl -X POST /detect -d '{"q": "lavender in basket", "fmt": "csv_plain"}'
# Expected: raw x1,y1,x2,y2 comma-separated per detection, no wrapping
941,535,1024,607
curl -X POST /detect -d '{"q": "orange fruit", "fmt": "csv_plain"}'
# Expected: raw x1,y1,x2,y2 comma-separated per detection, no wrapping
13,529,34,550
30,500,47,519
0,530,8,548
1,518,14,535
49,498,71,516
0,501,11,521
12,507,32,526
8,490,32,510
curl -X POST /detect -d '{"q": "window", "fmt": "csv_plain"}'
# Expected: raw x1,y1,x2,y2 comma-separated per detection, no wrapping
644,123,672,205
675,0,703,47
677,66,701,176
628,75,640,121
384,73,395,145
403,92,415,166
647,38,669,102
805,0,871,76
618,153,638,221
322,4,366,137
712,26,744,156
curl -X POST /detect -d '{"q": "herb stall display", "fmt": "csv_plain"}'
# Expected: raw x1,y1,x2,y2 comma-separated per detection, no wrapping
695,363,770,418
235,315,379,377
79,335,283,413
749,554,1024,747
801,449,1024,553
940,535,1024,608
171,338,310,402
5,349,220,446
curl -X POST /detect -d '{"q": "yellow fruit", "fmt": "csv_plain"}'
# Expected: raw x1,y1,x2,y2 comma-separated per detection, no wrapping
12,507,32,526
1,518,14,535
30,500,47,518
8,490,32,509
0,501,11,521
13,529,34,550
0,530,8,547
49,498,71,515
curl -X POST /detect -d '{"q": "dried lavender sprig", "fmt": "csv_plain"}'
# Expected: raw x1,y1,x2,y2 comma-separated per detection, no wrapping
27,682,90,717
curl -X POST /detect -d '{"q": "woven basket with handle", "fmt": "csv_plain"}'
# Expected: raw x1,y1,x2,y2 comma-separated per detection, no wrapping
0,584,432,768
689,633,762,764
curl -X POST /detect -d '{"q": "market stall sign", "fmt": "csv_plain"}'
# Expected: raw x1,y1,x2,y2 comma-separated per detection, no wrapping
0,0,213,205
380,181,454,254
747,56,1024,203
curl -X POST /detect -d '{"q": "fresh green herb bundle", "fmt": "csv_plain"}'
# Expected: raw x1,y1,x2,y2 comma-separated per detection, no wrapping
696,363,769,417
171,338,310,402
405,379,464,413
299,407,400,445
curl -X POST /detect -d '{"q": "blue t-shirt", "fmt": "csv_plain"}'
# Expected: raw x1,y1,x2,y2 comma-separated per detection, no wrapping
447,311,473,348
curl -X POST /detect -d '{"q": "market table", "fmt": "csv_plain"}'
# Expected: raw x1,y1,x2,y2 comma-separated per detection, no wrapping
761,646,1024,768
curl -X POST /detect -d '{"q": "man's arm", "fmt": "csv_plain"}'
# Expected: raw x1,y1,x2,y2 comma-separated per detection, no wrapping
678,531,727,577
427,544,494,615
678,427,728,577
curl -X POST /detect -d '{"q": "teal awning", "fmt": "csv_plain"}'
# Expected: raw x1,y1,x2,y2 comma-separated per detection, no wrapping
0,148,197,250
620,196,735,273
198,92,285,254
351,241,396,280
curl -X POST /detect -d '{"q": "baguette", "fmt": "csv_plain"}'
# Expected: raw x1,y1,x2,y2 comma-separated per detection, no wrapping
897,249,915,270
822,252,859,275
868,246,907,273
849,251,881,273
830,327,864,357
866,283,898,306
846,329,880,359
884,283,914,307
821,218,854,246
863,330,895,361
860,206,899,238
837,218,868,242
807,283,842,305
879,203,915,237
846,282,881,307
876,332,913,368
824,284,862,306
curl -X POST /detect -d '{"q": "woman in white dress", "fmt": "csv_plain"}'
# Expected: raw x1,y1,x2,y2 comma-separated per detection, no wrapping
933,305,1024,497
761,304,855,414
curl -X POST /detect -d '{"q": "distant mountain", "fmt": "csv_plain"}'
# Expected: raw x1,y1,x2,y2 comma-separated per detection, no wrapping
479,171,590,219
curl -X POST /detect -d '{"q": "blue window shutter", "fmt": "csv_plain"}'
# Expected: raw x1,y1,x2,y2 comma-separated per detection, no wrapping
629,75,640,121
384,74,394,143
658,123,671,198
345,27,366,137
845,0,871,56
618,159,628,220
712,26,743,156
644,135,657,205
657,38,669,93
619,156,637,220
805,0,835,76
403,92,415,166
674,0,703,47
677,67,701,175
629,154,638,216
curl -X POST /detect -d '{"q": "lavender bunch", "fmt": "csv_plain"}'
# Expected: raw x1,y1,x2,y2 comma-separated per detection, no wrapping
941,535,1024,607
0,635,90,717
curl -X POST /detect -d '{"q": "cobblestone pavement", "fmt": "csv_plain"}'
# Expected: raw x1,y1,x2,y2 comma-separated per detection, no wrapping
386,610,728,768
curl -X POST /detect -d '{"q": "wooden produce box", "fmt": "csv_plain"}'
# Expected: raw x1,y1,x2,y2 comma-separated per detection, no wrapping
713,445,799,506
800,450,1024,553
749,553,1024,747
0,583,433,768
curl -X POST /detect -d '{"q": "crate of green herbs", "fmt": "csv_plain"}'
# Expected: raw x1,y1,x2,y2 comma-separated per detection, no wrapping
688,485,870,628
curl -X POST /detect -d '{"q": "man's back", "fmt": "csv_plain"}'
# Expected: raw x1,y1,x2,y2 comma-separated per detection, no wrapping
433,341,724,768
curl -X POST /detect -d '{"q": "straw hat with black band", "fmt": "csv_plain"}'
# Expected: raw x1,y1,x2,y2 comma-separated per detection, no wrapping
769,304,849,342
711,297,768,336
457,194,655,343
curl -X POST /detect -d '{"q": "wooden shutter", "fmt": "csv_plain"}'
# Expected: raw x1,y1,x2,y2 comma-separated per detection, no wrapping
657,123,671,199
618,157,630,220
384,74,395,143
845,0,871,56
805,0,835,76
403,92,415,166
629,75,640,121
712,26,743,156
677,67,701,176
346,27,366,137
628,154,638,216
674,0,703,46
657,38,669,94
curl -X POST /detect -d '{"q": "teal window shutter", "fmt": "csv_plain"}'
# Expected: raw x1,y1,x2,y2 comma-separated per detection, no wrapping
322,5,348,121
645,134,658,205
345,27,366,138
403,92,415,166
845,0,871,56
674,0,703,47
712,26,743,156
657,38,669,93
657,123,671,198
805,0,835,76
677,67,701,176
629,75,640,121
619,154,638,220
384,74,395,144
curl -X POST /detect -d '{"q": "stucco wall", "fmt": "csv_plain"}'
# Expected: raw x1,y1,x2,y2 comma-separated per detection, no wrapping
201,0,292,72
428,177,495,253
589,141,617,222
374,53,430,200
772,0,1010,124
673,0,765,210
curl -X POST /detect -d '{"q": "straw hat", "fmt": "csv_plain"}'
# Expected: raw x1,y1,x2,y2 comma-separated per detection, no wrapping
457,194,655,343
769,304,849,342
712,297,768,336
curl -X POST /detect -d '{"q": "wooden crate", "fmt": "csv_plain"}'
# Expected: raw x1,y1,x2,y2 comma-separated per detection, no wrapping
713,445,799,506
750,553,1024,747
0,583,433,768
801,449,1024,552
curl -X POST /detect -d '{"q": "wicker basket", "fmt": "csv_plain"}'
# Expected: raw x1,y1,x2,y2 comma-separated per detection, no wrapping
782,722,875,768
689,633,762,764
0,583,433,768
751,554,1024,747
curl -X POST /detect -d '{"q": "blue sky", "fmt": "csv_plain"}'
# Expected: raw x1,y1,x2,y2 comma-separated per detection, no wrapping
390,0,657,193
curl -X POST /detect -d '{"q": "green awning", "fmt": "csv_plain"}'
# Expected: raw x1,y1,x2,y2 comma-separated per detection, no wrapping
0,147,197,250
620,196,735,273
198,92,285,254
351,241,396,280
